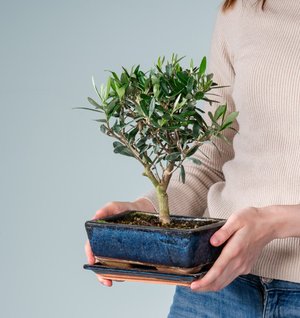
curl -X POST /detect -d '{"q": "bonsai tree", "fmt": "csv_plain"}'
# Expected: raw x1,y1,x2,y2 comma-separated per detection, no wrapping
82,54,238,225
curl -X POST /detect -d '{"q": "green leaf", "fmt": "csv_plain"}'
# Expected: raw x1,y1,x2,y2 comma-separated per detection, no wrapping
136,136,148,149
172,113,188,121
179,165,186,183
139,144,149,154
120,73,128,85
210,85,229,90
149,98,156,118
151,74,160,85
153,84,160,98
106,99,118,118
199,57,207,76
122,66,130,78
133,102,145,117
128,127,139,141
190,58,194,69
112,121,122,133
214,104,227,121
158,118,168,127
105,77,111,99
134,65,140,75
73,107,103,113
113,141,134,157
150,117,160,128
100,124,107,134
140,100,148,116
168,87,185,99
108,71,120,83
187,77,194,93
186,146,198,157
202,97,219,104
92,77,103,101
115,84,126,99
117,148,135,157
166,63,173,77
160,80,169,95
94,119,107,123
206,73,214,81
221,111,239,130
177,71,188,84
159,133,169,143
195,92,204,100
172,93,181,114
153,143,160,154
157,56,165,69
172,54,185,65
87,97,102,109
208,111,215,123
165,152,181,161
137,73,146,87
192,121,200,138
188,157,202,165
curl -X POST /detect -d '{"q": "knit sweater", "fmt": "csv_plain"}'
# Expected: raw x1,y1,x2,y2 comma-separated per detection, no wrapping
141,0,300,283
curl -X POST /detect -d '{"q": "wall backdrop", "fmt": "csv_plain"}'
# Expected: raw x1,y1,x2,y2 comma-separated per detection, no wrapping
1,1,221,317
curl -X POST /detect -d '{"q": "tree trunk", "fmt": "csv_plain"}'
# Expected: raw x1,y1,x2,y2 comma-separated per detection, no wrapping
156,185,170,224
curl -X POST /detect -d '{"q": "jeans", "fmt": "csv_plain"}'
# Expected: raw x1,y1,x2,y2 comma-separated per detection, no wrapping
168,274,300,318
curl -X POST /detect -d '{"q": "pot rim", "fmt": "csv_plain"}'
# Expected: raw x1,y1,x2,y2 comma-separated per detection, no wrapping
85,210,226,233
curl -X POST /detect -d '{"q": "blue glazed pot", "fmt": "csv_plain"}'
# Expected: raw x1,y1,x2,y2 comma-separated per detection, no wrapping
85,211,225,272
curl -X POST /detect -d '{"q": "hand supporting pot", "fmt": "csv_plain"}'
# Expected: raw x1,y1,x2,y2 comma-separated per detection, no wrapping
84,197,156,287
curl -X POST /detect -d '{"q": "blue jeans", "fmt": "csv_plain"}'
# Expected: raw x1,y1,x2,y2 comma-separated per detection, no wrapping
168,274,300,317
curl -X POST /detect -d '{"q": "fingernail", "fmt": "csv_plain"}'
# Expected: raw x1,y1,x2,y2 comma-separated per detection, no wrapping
211,237,219,245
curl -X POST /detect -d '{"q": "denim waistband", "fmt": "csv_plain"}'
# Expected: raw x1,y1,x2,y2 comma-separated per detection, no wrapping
238,274,300,292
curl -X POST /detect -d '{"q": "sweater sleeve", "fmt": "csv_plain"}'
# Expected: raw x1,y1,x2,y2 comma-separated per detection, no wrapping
138,7,238,217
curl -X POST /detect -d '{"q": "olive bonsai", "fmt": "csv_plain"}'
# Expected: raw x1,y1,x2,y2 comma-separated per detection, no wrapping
82,54,238,225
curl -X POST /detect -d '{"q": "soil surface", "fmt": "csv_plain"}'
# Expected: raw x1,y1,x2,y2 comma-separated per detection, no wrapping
96,212,217,229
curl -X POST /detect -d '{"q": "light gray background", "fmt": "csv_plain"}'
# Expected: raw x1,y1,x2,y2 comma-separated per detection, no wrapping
0,1,221,317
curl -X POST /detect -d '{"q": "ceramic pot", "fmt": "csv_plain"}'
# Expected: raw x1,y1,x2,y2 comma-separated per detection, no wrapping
85,211,225,274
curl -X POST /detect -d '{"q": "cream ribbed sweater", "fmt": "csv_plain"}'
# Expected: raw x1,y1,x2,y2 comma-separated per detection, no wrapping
141,0,300,283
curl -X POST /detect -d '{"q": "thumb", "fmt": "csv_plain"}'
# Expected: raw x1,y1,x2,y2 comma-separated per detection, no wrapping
210,218,239,246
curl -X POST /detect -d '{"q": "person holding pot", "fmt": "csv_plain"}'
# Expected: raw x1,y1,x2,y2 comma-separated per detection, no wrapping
86,0,300,316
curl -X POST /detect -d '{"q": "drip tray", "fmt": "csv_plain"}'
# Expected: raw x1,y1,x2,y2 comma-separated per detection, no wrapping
83,262,212,286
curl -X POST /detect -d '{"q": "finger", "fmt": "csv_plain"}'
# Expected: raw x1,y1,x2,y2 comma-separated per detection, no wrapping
96,274,113,287
216,272,240,291
92,207,115,220
133,197,157,213
191,236,237,291
191,259,236,292
93,201,132,220
192,230,248,291
202,257,246,292
210,215,241,246
85,240,95,265
191,263,224,291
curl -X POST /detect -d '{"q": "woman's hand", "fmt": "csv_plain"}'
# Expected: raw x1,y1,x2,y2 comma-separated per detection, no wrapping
84,197,156,287
191,206,279,292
